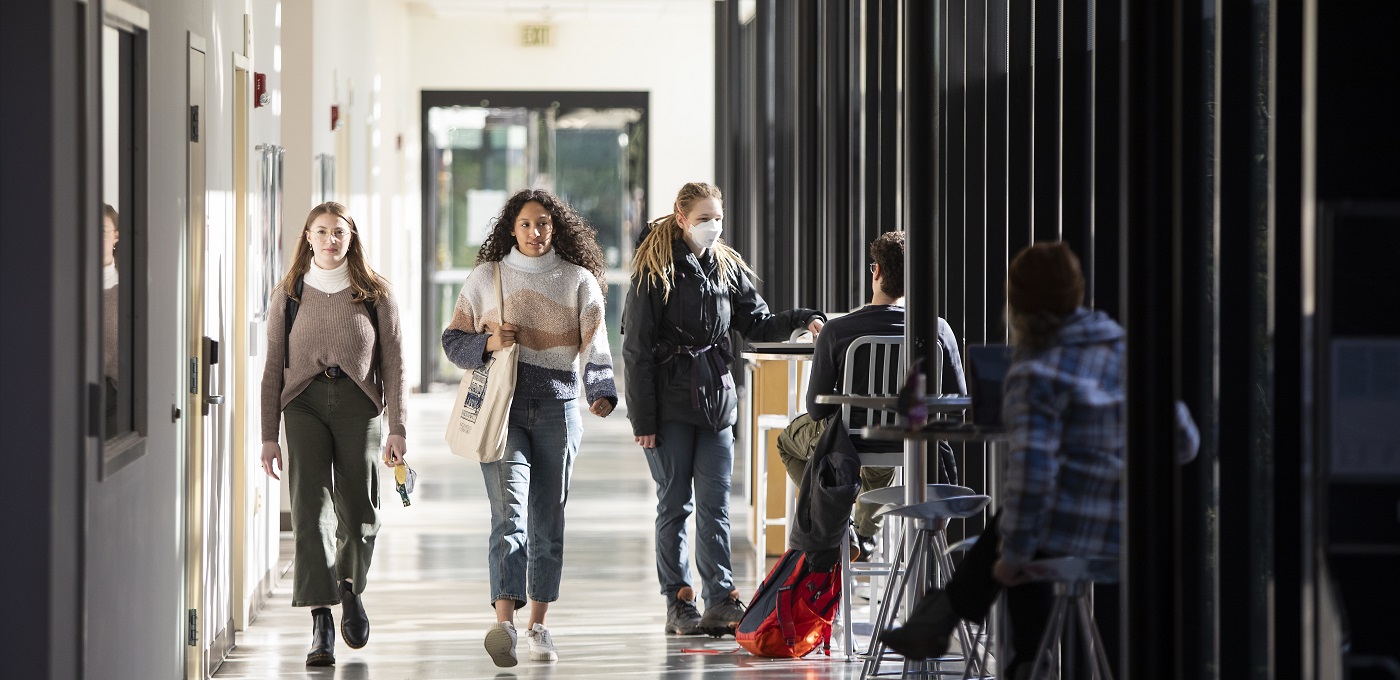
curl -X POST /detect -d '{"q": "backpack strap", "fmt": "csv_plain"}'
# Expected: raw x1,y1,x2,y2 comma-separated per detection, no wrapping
284,275,304,368
363,297,379,383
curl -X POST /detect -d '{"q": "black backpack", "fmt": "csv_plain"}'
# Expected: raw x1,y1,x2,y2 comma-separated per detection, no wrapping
284,275,379,378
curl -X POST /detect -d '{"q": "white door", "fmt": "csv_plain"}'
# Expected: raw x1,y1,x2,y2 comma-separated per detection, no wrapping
183,33,234,678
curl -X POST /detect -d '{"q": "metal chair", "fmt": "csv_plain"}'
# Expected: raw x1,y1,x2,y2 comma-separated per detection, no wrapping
835,335,960,662
835,335,906,661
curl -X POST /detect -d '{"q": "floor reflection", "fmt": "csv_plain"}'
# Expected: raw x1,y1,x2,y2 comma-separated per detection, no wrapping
214,395,873,679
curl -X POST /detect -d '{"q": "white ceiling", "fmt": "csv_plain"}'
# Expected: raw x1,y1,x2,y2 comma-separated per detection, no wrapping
405,0,715,21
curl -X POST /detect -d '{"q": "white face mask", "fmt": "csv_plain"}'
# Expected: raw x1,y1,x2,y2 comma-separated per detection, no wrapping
689,219,723,249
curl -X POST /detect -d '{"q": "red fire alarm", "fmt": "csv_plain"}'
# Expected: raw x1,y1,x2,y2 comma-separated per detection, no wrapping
331,105,341,130
253,73,268,108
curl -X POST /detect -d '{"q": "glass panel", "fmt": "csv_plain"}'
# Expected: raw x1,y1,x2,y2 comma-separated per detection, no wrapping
554,108,645,362
101,23,136,441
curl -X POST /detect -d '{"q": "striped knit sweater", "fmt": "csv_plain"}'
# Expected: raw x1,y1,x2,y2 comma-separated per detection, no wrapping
442,247,617,406
260,277,407,442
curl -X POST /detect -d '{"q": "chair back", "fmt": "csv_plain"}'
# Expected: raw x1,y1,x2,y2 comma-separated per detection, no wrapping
839,335,907,432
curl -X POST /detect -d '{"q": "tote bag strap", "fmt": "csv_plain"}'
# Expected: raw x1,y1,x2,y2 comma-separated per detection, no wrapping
494,262,507,325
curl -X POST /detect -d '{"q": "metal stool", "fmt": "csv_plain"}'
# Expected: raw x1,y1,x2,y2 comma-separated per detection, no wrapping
838,482,964,661
1022,556,1117,680
753,412,797,575
860,488,993,680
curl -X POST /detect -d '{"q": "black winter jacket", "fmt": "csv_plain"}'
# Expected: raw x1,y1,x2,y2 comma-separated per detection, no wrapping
623,238,822,435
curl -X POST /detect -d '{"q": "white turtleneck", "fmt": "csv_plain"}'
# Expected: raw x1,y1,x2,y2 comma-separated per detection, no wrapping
305,259,351,294
103,263,119,290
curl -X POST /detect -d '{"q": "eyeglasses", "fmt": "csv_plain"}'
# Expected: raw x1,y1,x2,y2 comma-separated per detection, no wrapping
310,229,351,241
868,262,878,274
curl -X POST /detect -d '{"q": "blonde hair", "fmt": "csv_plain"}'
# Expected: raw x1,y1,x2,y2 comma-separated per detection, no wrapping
630,182,756,301
276,202,390,303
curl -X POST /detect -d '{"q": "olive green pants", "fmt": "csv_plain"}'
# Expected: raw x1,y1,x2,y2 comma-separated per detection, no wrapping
777,414,896,539
284,374,383,607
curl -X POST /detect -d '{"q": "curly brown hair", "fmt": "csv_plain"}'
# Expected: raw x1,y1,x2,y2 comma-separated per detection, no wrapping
869,230,905,298
476,189,607,293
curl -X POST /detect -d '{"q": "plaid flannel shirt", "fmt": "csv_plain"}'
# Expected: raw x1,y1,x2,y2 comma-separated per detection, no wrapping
998,309,1126,566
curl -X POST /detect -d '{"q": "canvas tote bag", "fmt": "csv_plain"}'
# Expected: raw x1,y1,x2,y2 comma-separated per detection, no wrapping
444,263,518,462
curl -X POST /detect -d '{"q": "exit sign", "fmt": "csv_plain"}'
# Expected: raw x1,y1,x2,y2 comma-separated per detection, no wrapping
521,24,552,47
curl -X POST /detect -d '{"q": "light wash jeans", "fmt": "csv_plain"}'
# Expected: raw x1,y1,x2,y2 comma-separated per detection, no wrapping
643,420,735,608
480,398,582,609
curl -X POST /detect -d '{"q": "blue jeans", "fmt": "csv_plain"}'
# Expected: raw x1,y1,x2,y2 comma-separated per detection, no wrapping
480,398,582,608
644,421,735,608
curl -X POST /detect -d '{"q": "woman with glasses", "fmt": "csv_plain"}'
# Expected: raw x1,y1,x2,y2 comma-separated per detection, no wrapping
259,201,407,667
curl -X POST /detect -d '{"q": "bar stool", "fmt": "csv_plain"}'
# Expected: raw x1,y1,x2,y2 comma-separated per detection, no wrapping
753,413,798,574
835,451,909,662
1022,556,1117,680
859,487,993,680
750,327,814,576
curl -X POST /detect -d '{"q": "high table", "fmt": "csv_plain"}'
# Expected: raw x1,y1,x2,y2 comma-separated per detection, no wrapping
861,423,1009,676
739,341,815,571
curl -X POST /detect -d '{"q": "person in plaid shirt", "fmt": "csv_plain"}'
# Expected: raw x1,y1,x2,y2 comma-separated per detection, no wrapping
881,242,1126,677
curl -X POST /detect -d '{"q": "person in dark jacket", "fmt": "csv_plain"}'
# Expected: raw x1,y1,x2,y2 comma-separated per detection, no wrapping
623,181,825,637
783,230,967,562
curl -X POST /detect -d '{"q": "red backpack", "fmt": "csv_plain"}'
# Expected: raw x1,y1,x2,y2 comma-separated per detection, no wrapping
735,550,842,658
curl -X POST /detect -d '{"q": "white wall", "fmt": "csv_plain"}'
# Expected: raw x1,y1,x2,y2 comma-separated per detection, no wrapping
407,6,716,216
283,0,418,376
402,4,716,385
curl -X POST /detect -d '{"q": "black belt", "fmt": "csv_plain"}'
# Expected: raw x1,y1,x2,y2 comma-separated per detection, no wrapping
658,344,735,410
323,366,344,379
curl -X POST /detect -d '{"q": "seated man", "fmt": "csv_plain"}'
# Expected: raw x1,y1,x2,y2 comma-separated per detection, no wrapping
777,230,967,561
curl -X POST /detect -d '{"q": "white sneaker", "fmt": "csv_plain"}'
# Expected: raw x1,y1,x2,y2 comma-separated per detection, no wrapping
484,621,518,668
525,623,558,662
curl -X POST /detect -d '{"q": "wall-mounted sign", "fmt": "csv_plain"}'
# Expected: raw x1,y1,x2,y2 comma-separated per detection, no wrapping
521,24,552,47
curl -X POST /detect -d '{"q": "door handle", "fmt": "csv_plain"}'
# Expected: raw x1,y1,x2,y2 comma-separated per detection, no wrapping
205,395,225,406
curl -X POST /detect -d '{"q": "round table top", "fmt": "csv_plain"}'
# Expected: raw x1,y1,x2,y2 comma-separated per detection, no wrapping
814,394,971,412
860,424,1009,442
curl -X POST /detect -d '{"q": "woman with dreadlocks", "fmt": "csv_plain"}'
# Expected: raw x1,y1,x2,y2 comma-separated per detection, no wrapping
623,182,825,637
442,189,617,667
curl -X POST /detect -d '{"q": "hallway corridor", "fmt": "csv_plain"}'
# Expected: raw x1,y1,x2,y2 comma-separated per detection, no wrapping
212,393,865,679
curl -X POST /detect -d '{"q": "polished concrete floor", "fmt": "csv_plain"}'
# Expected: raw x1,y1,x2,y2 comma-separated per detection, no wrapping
214,393,886,679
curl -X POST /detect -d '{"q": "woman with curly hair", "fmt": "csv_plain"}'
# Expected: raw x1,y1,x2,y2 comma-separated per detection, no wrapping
442,188,617,667
623,182,825,637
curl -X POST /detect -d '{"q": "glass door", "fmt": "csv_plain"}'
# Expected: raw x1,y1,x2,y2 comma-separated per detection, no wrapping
420,92,647,388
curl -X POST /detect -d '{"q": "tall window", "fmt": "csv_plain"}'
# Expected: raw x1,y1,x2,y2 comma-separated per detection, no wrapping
99,3,149,475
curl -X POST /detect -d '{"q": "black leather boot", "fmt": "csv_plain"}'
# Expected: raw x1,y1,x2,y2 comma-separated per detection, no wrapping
879,588,960,660
306,608,335,666
339,580,370,649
